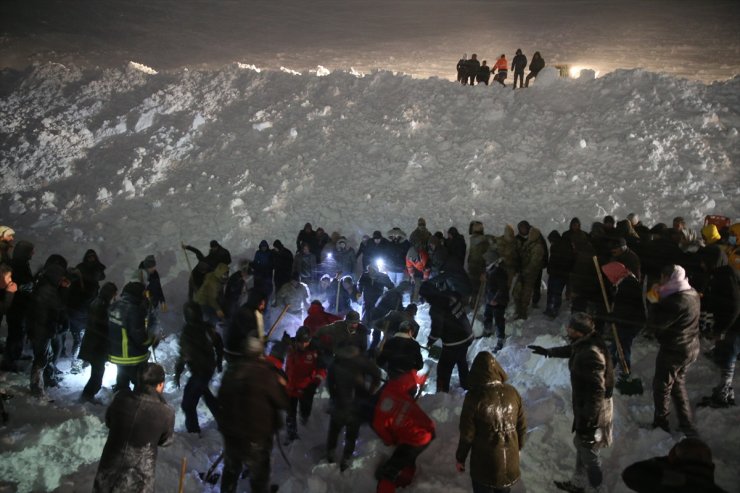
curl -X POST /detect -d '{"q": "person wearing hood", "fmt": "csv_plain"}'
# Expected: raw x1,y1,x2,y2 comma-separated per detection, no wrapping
482,248,510,352
373,370,435,493
78,282,118,404
622,437,728,493
293,242,318,287
252,240,275,298
545,230,575,319
296,222,317,254
457,54,468,84
511,49,527,89
446,227,467,268
529,313,614,493
511,221,546,320
456,352,527,493
358,263,394,323
66,249,107,372
271,239,294,292
218,334,289,493
409,218,432,251
599,262,645,380
326,344,381,471
28,262,70,396
303,299,342,336
223,259,253,320
647,264,701,435
358,230,390,272
698,245,739,408
174,302,223,434
386,228,411,286
525,51,545,87
422,282,473,392
0,226,14,264
93,363,174,493
0,240,33,372
467,221,493,302
224,288,267,362
108,281,159,392
194,262,229,324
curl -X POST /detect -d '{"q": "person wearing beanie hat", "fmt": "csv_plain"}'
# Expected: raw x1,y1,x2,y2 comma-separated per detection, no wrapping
137,255,166,311
284,325,326,441
648,264,701,435
376,317,423,380
529,312,614,493
609,237,642,280
271,239,294,292
482,246,510,351
410,219,431,251
512,221,547,320
314,309,369,359
358,230,389,272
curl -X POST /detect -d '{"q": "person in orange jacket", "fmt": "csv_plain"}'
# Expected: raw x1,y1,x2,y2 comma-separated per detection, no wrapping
372,370,435,493
406,246,430,302
493,54,508,87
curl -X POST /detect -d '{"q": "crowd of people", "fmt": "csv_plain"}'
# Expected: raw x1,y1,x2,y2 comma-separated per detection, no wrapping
456,49,545,88
0,211,737,492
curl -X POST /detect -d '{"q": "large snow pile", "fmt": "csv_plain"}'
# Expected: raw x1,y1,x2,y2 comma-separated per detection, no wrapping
0,64,738,492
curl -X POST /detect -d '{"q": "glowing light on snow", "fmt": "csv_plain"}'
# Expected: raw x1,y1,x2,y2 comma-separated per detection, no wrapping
569,65,600,78
128,61,158,74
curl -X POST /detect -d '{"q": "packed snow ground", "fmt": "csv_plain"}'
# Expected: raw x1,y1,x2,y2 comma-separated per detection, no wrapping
0,61,739,492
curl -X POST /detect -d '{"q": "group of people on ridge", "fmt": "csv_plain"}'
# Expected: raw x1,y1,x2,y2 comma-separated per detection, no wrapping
457,50,545,88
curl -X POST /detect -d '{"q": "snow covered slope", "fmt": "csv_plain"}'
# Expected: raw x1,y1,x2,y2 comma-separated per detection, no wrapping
0,64,738,492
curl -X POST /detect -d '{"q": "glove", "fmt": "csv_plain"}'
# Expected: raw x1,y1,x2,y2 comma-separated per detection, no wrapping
528,345,550,357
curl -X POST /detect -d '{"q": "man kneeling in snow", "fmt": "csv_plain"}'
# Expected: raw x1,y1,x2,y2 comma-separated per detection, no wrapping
372,369,435,493
93,363,174,493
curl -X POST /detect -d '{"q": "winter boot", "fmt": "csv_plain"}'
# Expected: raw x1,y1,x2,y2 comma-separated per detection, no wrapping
70,360,83,375
377,479,396,493
651,416,670,433
493,338,504,353
709,383,735,408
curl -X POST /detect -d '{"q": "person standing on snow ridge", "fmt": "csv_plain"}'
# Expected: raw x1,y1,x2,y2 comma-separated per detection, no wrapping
465,53,481,86
493,54,508,86
647,264,701,436
525,51,545,87
456,351,527,493
528,313,614,493
457,54,468,83
373,370,435,493
511,49,527,89
93,363,174,493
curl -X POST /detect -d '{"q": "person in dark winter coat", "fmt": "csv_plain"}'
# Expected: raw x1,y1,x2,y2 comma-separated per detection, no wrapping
427,235,449,279
446,227,467,267
422,282,473,392
376,320,423,379
529,313,614,493
314,310,370,358
29,262,70,396
525,51,545,87
284,326,326,441
0,240,34,372
609,237,641,280
373,370,434,493
0,263,16,322
138,255,166,310
326,345,381,470
293,243,318,287
599,262,645,379
647,264,701,434
358,264,394,322
386,228,411,286
78,282,118,403
326,275,359,316
456,352,526,492
464,54,481,86
570,234,603,317
482,250,509,351
699,245,740,407
359,230,391,271
476,61,491,85
457,54,468,83
108,282,158,391
223,260,252,319
511,49,527,89
409,218,432,251
622,437,728,493
93,363,174,493
272,240,294,292
193,262,229,324
218,335,289,493
224,288,267,361
175,302,223,433
66,249,107,368
372,302,419,340
512,221,546,320
252,240,275,298
545,230,575,318
296,223,317,254
183,241,232,298
323,236,356,278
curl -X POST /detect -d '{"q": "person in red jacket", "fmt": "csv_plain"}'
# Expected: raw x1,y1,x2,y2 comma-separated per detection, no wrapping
373,370,435,493
406,246,430,303
303,300,342,337
285,326,326,441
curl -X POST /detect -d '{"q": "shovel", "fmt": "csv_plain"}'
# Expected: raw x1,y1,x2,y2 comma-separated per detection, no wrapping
198,451,224,485
593,256,644,396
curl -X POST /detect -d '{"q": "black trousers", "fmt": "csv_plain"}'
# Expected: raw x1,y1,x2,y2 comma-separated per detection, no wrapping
326,414,360,461
81,359,106,398
436,341,470,392
221,438,272,493
376,442,430,482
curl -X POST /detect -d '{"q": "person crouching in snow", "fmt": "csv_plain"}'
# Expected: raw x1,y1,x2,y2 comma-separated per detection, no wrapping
456,351,527,493
373,369,435,493
93,363,174,493
285,326,325,441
